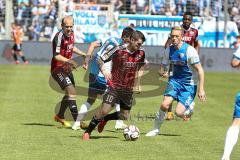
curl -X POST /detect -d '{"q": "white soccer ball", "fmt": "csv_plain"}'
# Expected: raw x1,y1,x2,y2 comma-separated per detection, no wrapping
123,125,140,141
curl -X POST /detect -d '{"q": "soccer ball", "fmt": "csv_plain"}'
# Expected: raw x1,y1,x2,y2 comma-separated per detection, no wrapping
123,125,140,141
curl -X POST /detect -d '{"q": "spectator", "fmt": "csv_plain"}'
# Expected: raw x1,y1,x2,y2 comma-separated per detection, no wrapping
131,0,149,14
0,21,5,39
151,0,165,15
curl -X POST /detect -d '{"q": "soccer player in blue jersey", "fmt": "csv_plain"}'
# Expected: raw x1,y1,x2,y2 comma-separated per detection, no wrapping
72,27,135,130
145,26,206,137
222,35,240,160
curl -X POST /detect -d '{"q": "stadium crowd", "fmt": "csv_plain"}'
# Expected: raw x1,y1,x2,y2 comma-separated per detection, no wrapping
0,0,240,41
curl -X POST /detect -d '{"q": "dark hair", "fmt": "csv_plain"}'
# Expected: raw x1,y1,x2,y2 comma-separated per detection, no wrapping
183,12,193,19
237,35,240,39
130,30,145,42
121,27,134,38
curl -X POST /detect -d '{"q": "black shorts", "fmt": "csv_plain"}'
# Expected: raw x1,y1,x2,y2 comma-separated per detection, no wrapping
12,44,22,51
51,67,75,90
102,87,133,110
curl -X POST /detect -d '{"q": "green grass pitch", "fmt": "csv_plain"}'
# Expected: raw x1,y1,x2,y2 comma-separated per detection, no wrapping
0,64,239,160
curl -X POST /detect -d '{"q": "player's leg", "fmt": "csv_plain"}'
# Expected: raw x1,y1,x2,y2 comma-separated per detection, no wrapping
83,88,117,140
83,102,113,140
176,85,197,120
146,80,177,136
145,96,174,137
72,89,97,130
12,45,19,64
222,93,240,160
16,44,28,64
52,70,77,127
115,103,128,130
72,76,107,130
166,102,174,120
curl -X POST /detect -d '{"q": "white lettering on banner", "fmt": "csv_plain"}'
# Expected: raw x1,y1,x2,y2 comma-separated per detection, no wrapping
74,11,95,18
73,10,110,42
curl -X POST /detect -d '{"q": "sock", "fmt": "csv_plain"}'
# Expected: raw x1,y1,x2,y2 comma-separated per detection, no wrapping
222,125,240,159
153,109,166,130
21,56,26,62
85,115,100,134
103,112,120,121
13,54,18,61
67,99,78,121
115,103,120,112
75,101,91,123
115,103,124,125
57,95,68,119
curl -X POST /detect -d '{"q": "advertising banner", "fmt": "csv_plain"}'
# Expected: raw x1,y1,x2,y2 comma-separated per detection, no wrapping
73,10,110,43
118,14,239,48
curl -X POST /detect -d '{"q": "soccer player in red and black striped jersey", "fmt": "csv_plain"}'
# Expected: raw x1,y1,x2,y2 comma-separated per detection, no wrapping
51,16,86,127
82,31,146,140
164,12,200,120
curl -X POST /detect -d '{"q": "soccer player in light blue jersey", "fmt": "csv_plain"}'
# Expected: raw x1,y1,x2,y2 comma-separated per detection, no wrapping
72,27,135,130
222,35,240,160
146,26,206,137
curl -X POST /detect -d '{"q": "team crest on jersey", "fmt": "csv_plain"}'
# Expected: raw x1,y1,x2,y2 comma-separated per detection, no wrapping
67,44,74,50
179,53,185,59
136,54,142,61
190,31,194,36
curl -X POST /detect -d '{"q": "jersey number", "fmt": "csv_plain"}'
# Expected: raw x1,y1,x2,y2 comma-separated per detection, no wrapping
106,94,114,103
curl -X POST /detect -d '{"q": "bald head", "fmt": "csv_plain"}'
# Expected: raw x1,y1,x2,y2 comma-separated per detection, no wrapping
61,16,74,37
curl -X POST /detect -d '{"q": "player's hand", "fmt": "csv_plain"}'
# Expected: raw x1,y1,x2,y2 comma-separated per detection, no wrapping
134,85,142,94
68,59,78,70
198,90,206,102
159,71,169,78
82,55,91,70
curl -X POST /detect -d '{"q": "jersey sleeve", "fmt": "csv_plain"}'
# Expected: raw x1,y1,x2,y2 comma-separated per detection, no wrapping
186,46,200,64
233,49,240,60
99,42,125,62
53,32,63,56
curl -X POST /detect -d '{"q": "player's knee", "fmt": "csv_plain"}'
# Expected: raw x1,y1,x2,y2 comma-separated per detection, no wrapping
175,111,183,117
161,103,170,112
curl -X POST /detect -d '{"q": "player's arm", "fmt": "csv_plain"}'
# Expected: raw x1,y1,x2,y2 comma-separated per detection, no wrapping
193,63,206,102
194,30,200,53
54,54,77,68
231,50,240,68
97,54,114,81
97,44,122,80
159,48,169,78
188,46,206,102
73,46,86,57
83,40,102,69
53,35,77,68
134,63,145,94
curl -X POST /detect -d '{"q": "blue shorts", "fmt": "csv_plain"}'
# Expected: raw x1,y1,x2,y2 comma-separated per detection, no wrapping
88,73,107,95
233,92,240,118
164,79,197,109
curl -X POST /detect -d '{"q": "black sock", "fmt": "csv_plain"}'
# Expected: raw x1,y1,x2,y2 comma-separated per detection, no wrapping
103,112,120,121
85,116,100,134
57,95,68,119
68,99,78,121
13,54,18,61
21,56,26,62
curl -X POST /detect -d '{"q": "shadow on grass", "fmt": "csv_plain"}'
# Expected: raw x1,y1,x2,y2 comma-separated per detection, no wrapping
22,123,55,127
70,135,118,139
140,132,181,137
